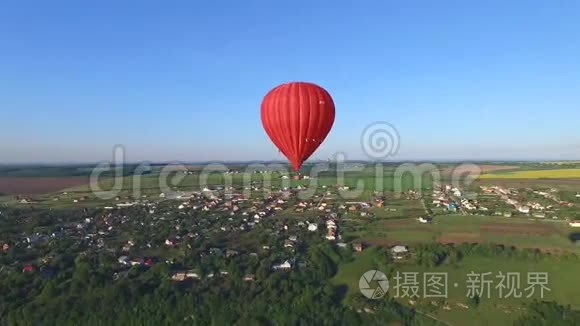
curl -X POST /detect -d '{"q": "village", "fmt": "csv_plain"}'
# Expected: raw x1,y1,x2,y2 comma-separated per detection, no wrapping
1,182,374,282
428,184,580,226
3,178,580,284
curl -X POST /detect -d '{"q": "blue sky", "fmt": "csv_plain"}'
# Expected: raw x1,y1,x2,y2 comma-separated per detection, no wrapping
1,1,579,163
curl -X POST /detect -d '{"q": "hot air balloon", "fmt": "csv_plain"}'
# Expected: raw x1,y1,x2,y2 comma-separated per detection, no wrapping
261,82,335,172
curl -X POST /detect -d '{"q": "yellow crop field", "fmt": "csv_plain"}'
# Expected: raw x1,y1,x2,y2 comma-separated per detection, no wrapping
479,168,580,179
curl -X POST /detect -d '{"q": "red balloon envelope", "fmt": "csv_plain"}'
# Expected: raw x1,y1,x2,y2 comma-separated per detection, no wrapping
261,82,335,171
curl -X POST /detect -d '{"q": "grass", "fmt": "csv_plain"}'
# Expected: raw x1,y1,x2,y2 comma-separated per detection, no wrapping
405,256,580,324
479,168,580,179
333,248,378,293
338,213,580,323
344,215,580,254
333,247,580,325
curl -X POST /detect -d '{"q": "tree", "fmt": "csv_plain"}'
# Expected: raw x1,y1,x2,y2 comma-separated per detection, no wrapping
467,295,480,308
515,301,580,326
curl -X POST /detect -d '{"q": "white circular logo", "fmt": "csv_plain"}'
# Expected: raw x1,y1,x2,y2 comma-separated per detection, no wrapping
359,270,389,299
360,122,400,160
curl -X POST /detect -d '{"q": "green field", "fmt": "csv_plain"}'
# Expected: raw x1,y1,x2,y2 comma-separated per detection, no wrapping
480,168,580,179
344,215,580,254
334,248,580,325
337,213,580,324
